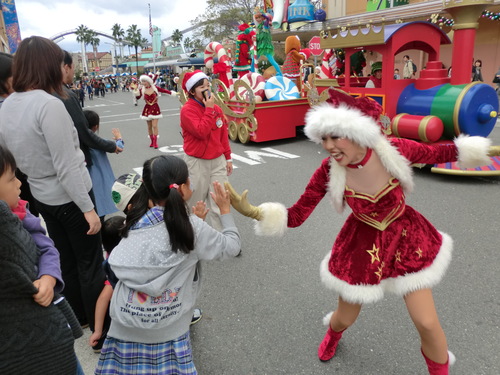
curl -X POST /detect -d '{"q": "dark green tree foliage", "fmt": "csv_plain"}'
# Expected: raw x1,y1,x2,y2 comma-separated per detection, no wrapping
190,0,260,44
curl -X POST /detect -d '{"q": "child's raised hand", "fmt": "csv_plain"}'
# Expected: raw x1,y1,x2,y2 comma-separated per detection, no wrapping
192,200,209,220
32,275,56,307
210,181,230,215
112,128,122,140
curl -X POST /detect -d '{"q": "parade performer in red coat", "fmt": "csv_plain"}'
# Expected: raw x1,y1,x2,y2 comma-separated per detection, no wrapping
134,74,175,149
226,89,494,375
233,23,256,78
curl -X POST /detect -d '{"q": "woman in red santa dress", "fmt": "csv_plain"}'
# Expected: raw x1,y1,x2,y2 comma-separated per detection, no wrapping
134,74,175,149
226,89,495,375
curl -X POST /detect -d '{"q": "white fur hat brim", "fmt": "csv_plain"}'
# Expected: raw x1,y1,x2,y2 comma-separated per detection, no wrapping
304,103,384,149
139,75,154,86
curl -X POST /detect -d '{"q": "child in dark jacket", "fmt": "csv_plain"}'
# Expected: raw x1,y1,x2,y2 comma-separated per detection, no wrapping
0,144,84,374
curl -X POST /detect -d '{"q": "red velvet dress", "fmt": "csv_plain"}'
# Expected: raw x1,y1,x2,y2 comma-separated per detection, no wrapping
286,138,457,303
331,178,442,286
136,87,172,120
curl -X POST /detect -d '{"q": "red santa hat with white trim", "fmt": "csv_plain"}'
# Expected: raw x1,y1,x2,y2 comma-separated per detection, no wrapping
182,70,209,92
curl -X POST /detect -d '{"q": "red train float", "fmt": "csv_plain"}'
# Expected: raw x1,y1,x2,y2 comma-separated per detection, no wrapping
179,0,499,176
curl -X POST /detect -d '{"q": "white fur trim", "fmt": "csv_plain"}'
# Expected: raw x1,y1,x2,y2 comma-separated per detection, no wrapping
185,72,209,92
141,115,163,120
319,231,452,304
323,311,334,326
254,202,288,237
372,139,414,194
454,134,492,169
448,351,456,367
304,103,385,148
140,75,154,86
327,138,414,214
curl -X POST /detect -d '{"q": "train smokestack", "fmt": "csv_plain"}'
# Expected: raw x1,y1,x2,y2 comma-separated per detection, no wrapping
444,0,493,85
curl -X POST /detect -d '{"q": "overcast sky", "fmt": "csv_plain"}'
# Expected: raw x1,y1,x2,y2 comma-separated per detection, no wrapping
16,0,208,52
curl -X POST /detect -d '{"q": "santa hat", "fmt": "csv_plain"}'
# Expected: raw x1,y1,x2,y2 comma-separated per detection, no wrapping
304,88,384,148
139,74,154,86
239,23,251,32
299,48,312,61
182,70,209,92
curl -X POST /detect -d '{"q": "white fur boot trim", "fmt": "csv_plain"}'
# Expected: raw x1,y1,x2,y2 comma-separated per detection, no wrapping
448,351,456,367
454,134,491,168
323,311,334,326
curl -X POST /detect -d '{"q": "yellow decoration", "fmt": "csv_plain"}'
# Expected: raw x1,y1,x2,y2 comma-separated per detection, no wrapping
366,244,380,264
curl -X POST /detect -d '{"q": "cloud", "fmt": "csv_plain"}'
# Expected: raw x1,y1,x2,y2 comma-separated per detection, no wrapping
16,0,207,52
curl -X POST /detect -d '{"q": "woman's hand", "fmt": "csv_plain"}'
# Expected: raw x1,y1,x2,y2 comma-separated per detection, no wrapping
226,161,233,176
192,200,209,220
84,209,102,235
224,182,262,220
32,275,56,307
210,181,230,215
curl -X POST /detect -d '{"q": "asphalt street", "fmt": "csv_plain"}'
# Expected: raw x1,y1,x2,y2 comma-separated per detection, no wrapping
74,90,500,375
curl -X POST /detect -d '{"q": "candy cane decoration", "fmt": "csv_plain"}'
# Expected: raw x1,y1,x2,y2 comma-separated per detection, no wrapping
320,49,335,79
204,42,233,92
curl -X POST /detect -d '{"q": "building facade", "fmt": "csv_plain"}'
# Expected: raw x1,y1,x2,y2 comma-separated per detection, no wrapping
272,0,500,86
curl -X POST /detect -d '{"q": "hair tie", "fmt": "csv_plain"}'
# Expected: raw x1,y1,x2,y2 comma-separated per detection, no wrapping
169,183,179,189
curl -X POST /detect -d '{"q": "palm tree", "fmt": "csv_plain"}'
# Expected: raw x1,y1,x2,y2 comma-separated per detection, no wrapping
183,37,193,52
127,25,143,73
75,24,89,73
171,29,183,46
88,30,101,71
111,23,125,58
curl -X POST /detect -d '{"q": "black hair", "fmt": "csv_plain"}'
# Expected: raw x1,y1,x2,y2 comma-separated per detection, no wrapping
403,55,410,59
0,52,13,96
83,109,100,129
0,143,17,177
102,216,125,254
63,50,73,66
188,78,208,98
122,155,194,254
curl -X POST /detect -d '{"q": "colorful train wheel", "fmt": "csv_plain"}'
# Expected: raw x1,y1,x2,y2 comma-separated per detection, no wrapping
238,122,250,144
228,121,238,141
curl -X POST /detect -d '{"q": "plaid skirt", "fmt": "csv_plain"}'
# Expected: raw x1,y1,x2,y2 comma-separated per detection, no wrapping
94,331,197,375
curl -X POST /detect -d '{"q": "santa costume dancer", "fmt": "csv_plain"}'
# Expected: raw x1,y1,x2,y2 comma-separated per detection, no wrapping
134,74,175,149
226,89,496,374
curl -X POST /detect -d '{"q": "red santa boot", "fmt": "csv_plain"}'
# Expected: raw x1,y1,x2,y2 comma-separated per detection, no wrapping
421,349,455,375
318,326,345,362
152,135,159,149
149,134,154,147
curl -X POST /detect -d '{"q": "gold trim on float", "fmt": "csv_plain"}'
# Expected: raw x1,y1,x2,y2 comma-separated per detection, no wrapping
418,115,434,143
453,82,481,136
320,24,386,50
391,113,407,138
430,167,500,176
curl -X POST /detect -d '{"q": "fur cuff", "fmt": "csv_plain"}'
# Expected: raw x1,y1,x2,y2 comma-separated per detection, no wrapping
254,202,288,237
454,134,492,169
323,311,334,326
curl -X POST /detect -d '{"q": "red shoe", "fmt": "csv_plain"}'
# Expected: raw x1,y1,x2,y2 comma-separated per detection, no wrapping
421,348,454,375
149,135,154,147
152,135,158,149
318,327,344,362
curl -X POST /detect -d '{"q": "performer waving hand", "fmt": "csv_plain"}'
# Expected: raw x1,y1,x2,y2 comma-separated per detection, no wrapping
134,74,176,149
226,89,495,375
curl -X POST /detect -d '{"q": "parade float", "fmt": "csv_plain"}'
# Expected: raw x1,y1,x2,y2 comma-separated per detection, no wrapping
177,0,499,175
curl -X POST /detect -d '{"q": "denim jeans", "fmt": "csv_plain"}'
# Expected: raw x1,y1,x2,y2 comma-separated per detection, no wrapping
35,197,105,331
